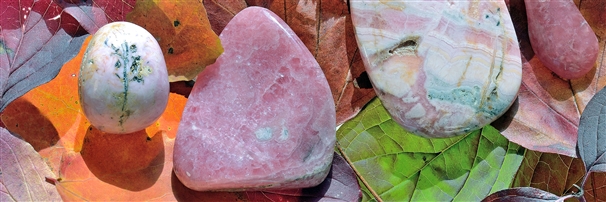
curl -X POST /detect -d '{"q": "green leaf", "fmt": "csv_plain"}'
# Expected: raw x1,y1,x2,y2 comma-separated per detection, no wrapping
337,98,525,201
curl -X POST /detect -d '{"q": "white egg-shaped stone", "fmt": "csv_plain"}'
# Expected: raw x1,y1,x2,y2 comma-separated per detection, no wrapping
79,21,169,134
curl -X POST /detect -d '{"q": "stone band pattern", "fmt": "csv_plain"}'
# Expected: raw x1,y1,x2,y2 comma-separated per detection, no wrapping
351,1,522,137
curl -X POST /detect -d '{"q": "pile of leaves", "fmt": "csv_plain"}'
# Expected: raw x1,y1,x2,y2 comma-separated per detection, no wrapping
1,0,604,201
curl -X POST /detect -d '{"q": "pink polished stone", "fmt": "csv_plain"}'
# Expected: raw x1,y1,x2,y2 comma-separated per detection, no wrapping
173,7,336,191
526,0,599,79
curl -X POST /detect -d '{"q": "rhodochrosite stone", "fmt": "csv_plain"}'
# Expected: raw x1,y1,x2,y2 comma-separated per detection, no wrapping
79,22,169,134
525,0,599,79
351,1,522,137
174,7,336,191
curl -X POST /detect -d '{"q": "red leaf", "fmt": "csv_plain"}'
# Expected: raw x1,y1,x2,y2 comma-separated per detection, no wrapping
203,0,376,125
0,127,62,201
58,0,136,34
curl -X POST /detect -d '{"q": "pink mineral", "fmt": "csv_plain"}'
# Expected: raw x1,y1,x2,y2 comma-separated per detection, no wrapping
351,1,522,137
173,7,336,191
525,0,599,79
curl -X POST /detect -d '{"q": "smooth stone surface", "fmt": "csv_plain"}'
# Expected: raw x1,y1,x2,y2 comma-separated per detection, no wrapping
525,0,599,79
79,21,169,134
351,1,522,137
173,7,336,191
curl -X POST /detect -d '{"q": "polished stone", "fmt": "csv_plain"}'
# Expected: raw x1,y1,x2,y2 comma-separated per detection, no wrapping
173,7,336,191
351,1,522,137
526,0,599,79
79,21,169,134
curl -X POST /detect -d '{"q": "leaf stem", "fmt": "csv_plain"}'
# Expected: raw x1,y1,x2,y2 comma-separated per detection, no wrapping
336,143,383,202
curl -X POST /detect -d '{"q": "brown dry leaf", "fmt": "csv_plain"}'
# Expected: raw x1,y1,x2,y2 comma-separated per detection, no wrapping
203,0,376,125
572,0,606,113
126,0,223,82
509,149,606,201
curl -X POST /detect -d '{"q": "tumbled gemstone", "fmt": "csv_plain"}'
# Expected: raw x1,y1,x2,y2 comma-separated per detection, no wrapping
351,1,522,137
526,0,599,79
79,21,169,134
173,7,336,191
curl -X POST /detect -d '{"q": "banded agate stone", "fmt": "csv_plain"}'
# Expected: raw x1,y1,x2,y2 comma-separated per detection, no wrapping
351,1,522,137
173,7,336,191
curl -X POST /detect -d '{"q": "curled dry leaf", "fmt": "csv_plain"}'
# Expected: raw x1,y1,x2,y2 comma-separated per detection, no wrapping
203,0,376,125
0,127,62,201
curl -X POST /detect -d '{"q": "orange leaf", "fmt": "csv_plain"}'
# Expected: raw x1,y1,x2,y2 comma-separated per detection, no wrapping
126,0,223,82
204,0,376,125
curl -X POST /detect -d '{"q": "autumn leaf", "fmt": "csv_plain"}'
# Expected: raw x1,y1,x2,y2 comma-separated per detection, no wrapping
0,0,87,112
126,0,223,82
583,172,606,201
572,0,606,112
203,0,376,125
336,98,525,201
511,151,585,199
507,150,605,201
494,0,606,157
57,0,136,34
0,127,62,201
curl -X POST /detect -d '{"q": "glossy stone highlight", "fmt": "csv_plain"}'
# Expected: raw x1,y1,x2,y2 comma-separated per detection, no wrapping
173,7,336,191
351,1,522,137
79,21,169,134
525,0,599,79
